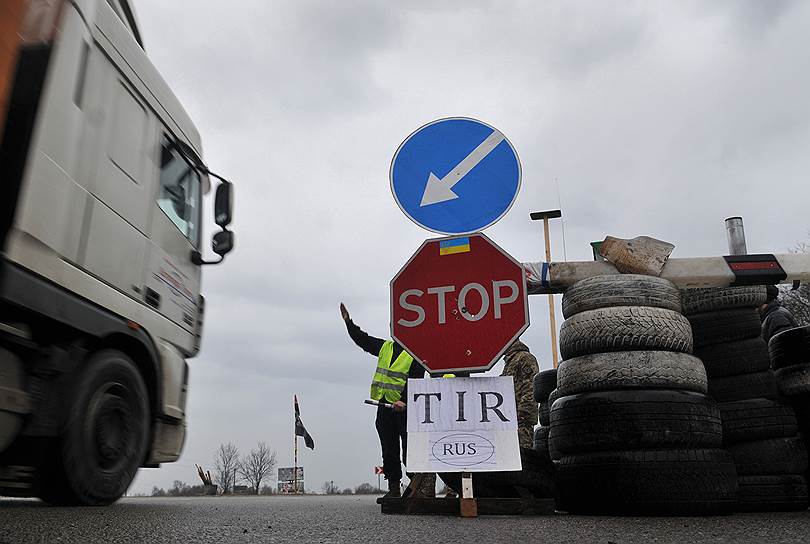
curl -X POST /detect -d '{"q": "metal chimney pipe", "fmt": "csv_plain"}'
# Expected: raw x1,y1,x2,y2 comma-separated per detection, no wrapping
725,217,747,255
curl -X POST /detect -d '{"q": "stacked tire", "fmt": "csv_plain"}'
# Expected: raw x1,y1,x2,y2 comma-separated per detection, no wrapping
684,287,808,512
769,324,810,506
550,275,737,515
532,368,557,461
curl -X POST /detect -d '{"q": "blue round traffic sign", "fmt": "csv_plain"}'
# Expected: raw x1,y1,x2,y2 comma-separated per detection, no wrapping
390,117,521,235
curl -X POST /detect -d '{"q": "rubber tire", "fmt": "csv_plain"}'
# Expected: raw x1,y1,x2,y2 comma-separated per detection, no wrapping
776,364,810,397
538,401,550,426
549,390,722,455
556,449,738,515
556,351,707,396
533,427,549,457
719,398,798,444
561,274,681,319
694,338,771,378
737,475,809,512
40,350,149,506
688,308,762,348
680,286,767,316
729,437,808,476
533,369,557,403
559,307,693,360
439,447,555,499
707,370,778,403
548,388,562,411
770,326,810,370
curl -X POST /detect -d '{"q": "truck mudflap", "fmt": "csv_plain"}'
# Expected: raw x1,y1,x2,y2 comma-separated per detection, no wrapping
146,418,186,466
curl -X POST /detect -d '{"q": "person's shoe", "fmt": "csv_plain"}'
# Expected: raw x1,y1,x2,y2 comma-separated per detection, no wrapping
383,480,401,499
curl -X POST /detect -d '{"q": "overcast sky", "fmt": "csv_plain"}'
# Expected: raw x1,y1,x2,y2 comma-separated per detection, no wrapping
130,0,810,494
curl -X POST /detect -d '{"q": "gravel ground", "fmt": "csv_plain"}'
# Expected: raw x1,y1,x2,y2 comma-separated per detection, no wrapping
1,494,810,544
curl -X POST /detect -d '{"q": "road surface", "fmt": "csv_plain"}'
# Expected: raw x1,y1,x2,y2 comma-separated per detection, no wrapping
1,494,810,543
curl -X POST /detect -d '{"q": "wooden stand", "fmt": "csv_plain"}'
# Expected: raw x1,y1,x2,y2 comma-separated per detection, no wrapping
460,472,477,518
377,496,556,516
377,471,555,516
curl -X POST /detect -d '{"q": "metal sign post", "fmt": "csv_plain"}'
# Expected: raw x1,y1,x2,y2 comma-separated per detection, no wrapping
530,210,562,368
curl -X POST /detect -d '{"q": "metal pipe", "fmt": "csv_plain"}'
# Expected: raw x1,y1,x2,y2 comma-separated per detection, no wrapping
725,217,747,255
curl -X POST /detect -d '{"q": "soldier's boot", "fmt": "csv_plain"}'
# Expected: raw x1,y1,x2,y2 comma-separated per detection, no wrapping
383,480,401,499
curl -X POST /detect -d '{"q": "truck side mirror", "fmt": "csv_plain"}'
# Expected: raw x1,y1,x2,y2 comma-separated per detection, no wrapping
214,182,232,227
212,230,234,257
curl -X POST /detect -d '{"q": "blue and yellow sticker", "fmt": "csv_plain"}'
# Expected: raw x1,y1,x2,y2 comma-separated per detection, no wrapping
439,237,471,255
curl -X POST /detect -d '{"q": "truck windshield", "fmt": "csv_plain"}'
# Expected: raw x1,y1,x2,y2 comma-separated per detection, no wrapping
157,136,201,246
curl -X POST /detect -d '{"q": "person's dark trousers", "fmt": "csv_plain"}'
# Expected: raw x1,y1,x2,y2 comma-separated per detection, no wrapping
375,405,407,482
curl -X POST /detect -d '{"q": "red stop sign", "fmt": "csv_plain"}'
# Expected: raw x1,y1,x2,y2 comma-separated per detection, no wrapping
391,233,529,373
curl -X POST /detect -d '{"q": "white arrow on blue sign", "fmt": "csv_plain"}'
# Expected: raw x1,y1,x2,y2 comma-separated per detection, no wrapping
390,117,522,235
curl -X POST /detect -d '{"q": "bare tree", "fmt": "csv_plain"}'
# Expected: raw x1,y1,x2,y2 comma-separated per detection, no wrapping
214,442,240,494
322,480,339,495
238,442,277,495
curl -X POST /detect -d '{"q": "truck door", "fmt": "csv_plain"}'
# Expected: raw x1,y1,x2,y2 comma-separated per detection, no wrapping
78,50,154,299
143,134,202,333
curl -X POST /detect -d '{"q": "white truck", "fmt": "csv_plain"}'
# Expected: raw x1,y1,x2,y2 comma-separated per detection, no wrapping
0,0,234,504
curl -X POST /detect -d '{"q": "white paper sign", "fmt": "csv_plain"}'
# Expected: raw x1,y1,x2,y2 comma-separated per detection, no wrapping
406,377,522,473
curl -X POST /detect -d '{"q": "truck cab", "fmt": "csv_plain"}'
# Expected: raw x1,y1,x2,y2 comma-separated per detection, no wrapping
0,0,234,504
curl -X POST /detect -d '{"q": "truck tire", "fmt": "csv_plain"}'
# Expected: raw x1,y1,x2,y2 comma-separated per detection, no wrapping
737,475,809,512
775,364,810,397
770,326,810,370
688,308,762,348
548,388,562,411
729,437,808,476
559,307,693,360
533,426,549,456
538,402,550,426
707,371,778,403
548,390,722,454
556,449,738,515
719,399,798,444
556,351,707,396
694,338,771,378
533,369,557,403
680,286,767,316
561,274,681,319
40,349,149,506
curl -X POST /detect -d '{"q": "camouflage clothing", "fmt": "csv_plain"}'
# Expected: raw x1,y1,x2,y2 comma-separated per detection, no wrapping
502,340,539,448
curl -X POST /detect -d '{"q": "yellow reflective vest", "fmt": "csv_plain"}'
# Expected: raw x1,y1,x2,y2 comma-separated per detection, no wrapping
370,341,414,403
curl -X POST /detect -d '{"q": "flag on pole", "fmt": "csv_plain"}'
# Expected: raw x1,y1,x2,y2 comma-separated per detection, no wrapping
294,395,315,450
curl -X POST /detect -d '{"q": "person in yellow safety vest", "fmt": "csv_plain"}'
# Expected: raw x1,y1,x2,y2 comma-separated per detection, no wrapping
340,303,425,498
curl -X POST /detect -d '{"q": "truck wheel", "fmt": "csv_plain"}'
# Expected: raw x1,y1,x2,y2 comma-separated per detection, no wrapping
694,338,771,378
719,398,798,444
680,286,766,316
43,349,149,505
559,307,693,360
548,390,722,455
556,351,707,396
770,326,810,370
561,274,682,319
688,308,762,348
707,370,778,403
532,369,557,403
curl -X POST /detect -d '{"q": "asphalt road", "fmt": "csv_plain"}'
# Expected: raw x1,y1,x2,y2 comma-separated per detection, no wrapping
2,494,810,544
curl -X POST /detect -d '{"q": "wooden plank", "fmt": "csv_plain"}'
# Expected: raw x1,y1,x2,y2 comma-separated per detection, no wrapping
378,497,556,516
525,253,810,294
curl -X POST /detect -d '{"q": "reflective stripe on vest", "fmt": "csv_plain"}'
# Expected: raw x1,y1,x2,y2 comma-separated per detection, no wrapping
370,341,414,403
